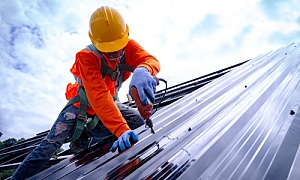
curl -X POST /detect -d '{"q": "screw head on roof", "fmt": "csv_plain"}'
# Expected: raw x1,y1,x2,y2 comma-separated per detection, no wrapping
290,110,295,115
188,127,192,131
245,85,247,88
285,53,287,55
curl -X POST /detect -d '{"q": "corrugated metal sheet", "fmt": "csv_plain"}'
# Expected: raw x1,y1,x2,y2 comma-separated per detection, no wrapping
0,59,244,173
1,58,245,172
5,42,300,179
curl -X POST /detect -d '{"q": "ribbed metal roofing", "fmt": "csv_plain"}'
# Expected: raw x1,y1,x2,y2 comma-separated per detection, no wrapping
4,42,300,180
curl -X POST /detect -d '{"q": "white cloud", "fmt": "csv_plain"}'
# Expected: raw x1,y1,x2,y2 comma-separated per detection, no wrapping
0,0,299,141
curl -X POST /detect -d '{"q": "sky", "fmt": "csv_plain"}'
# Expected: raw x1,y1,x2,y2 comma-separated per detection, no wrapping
0,0,300,141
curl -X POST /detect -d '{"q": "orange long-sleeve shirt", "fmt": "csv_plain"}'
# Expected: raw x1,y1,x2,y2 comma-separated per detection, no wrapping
68,39,160,137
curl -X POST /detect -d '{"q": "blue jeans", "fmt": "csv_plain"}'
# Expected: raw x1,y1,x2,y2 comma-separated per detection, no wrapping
11,103,144,180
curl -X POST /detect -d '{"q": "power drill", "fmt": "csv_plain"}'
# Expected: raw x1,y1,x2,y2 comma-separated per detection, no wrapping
130,85,156,134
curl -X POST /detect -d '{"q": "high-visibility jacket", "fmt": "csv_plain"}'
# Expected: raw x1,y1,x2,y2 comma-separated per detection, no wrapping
65,39,160,137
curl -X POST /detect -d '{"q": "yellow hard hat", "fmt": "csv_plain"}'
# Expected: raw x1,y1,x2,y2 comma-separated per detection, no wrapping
88,6,129,52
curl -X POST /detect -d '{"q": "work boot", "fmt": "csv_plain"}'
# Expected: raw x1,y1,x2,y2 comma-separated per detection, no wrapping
69,130,90,153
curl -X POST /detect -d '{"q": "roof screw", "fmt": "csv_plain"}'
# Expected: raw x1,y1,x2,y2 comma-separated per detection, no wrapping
285,53,287,55
188,127,192,131
290,110,295,115
245,85,247,88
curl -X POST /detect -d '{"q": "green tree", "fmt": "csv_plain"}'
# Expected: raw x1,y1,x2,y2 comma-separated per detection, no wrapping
17,138,25,143
0,169,15,179
0,137,26,179
0,141,4,149
3,138,17,148
0,138,22,150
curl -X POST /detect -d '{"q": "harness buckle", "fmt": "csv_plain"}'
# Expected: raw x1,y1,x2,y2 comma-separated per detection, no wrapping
110,71,119,81
77,114,87,123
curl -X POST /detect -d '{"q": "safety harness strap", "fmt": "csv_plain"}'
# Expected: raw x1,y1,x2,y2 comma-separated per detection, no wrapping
86,116,99,130
87,44,134,91
65,44,135,143
65,86,90,143
65,118,85,143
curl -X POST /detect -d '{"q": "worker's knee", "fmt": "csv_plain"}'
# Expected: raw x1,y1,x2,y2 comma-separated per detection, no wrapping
126,113,145,130
117,103,145,130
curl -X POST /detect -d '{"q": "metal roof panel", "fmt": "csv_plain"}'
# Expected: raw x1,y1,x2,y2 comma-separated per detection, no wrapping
3,42,300,180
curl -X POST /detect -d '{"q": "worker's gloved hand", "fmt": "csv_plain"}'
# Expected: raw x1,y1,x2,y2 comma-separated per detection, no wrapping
110,130,138,152
129,67,157,105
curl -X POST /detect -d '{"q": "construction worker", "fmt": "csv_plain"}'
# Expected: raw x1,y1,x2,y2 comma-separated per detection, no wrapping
11,6,160,180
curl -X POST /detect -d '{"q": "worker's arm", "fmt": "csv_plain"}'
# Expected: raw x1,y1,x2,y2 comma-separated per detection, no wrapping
76,50,130,137
125,39,160,76
125,39,161,105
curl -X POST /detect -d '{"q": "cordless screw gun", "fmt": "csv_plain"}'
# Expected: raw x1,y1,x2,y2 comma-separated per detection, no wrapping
130,77,159,134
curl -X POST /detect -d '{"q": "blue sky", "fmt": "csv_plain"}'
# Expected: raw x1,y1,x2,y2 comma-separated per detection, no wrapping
0,0,299,141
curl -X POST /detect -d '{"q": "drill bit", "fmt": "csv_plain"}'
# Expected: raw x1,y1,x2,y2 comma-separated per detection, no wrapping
145,119,155,134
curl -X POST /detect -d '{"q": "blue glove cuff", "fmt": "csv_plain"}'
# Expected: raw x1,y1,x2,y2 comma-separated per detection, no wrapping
129,67,157,105
110,130,138,152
